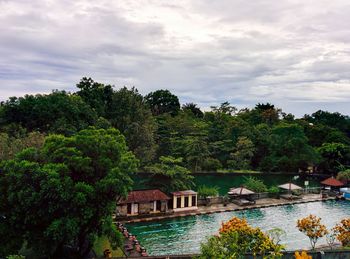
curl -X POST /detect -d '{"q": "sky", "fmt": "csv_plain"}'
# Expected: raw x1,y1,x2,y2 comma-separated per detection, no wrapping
1,0,350,117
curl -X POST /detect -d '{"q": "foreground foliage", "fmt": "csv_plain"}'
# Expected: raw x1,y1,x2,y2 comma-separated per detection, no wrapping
0,128,138,258
198,217,284,258
333,218,350,247
297,215,328,250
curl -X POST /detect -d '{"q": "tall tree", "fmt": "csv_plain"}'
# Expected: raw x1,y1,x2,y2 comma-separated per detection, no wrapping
76,77,113,117
182,103,203,118
145,156,194,193
228,136,255,170
0,128,138,258
317,142,350,173
106,87,157,165
261,123,319,172
145,89,180,116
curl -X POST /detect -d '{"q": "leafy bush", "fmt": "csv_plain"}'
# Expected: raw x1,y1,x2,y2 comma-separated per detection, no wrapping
337,169,350,183
197,185,220,198
297,215,328,249
268,186,280,194
198,217,284,258
333,218,350,247
243,176,268,192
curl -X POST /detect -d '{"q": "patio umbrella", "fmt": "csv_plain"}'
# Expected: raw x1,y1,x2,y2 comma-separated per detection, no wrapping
278,182,302,194
321,177,344,187
228,187,255,195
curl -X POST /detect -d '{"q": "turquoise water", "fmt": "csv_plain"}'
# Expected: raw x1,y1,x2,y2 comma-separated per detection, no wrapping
126,200,350,256
133,173,320,195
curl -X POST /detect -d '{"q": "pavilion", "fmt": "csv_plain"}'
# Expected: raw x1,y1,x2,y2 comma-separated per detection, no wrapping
321,177,344,189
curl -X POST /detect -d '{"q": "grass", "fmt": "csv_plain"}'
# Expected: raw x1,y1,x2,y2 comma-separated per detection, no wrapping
93,236,125,257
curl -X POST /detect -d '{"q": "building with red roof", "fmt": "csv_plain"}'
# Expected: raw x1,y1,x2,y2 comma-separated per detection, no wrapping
116,189,171,216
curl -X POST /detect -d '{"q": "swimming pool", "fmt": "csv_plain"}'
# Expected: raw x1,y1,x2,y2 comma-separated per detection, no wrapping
126,200,350,256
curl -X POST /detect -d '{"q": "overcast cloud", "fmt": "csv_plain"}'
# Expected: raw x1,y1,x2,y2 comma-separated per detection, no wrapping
1,0,350,116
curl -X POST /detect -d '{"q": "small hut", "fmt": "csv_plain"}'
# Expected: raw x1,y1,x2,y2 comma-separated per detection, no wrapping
228,187,256,205
171,190,198,212
321,177,344,189
278,182,302,199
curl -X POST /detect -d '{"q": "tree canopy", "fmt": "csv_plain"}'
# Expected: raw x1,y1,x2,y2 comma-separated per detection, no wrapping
1,77,349,174
0,128,138,258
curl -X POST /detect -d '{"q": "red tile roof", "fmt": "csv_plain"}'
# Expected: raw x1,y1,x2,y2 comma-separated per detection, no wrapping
321,177,344,187
118,189,170,204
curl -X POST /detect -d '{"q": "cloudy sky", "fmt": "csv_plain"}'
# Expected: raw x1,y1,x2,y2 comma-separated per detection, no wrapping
1,0,350,116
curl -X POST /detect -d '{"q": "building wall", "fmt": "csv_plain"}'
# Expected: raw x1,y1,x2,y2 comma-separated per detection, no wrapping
172,194,198,212
116,200,168,216
116,204,128,216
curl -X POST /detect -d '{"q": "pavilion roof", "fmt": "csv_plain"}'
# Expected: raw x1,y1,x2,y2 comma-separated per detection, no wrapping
321,177,344,187
278,182,302,190
228,187,255,195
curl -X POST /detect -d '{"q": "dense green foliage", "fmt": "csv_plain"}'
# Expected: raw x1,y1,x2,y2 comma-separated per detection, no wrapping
243,176,268,193
1,77,350,174
145,156,194,193
0,128,138,258
197,185,220,198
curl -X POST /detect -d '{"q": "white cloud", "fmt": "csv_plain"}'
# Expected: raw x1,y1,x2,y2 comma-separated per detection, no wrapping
1,0,350,116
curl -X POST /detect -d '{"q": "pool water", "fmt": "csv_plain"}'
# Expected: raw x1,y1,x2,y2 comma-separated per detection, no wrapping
126,200,350,256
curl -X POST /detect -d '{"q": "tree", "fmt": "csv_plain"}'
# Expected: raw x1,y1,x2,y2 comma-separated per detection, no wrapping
145,156,194,193
304,110,350,136
145,89,180,116
333,218,350,247
182,103,203,118
198,217,284,258
337,169,350,184
228,136,255,170
0,131,45,161
297,215,328,250
266,228,286,245
317,143,350,173
76,77,113,117
0,91,98,135
261,123,319,172
106,87,157,165
0,128,138,258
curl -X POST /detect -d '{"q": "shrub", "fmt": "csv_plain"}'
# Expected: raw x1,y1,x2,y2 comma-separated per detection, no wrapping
333,218,350,247
243,176,268,192
337,170,350,183
294,251,312,259
268,186,280,194
197,185,220,198
198,217,284,258
297,215,328,249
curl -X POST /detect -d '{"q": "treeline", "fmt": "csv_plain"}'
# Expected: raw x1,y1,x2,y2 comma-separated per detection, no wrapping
1,77,350,174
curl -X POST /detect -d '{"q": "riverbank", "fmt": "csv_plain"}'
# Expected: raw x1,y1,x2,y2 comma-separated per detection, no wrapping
118,194,335,224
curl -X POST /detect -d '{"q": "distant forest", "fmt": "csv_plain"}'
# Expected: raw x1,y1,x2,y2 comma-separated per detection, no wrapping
1,77,349,174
